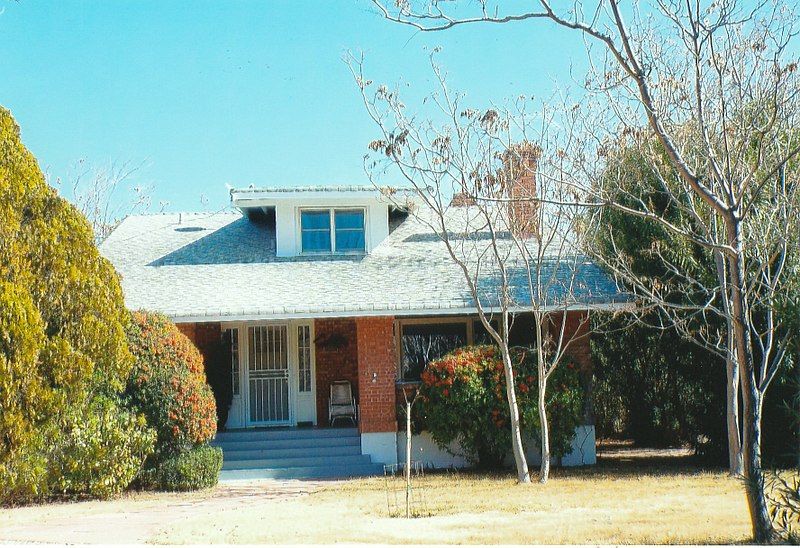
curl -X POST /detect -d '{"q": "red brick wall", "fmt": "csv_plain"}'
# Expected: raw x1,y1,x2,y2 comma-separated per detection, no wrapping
549,310,593,422
176,321,222,368
356,316,397,433
553,311,592,373
314,318,359,426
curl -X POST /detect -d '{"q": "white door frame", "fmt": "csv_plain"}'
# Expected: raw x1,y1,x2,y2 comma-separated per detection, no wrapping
221,319,316,428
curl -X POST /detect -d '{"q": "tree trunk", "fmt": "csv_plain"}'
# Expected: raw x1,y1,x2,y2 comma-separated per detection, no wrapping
725,351,743,476
538,373,550,483
716,250,743,476
727,221,776,543
501,347,531,483
740,374,774,542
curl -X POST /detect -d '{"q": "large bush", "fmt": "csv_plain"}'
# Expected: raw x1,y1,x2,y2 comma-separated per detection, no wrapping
125,311,218,458
591,315,727,457
0,106,149,504
416,345,583,469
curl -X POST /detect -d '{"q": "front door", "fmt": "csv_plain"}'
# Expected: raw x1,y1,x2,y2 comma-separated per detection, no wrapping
246,324,291,425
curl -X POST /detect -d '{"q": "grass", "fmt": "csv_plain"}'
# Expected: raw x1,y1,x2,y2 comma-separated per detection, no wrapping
158,457,752,544
0,450,756,544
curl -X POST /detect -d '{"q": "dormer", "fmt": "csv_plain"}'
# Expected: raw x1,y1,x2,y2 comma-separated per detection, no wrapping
230,185,411,258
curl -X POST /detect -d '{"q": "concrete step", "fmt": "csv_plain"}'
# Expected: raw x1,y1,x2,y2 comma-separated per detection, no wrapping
221,444,362,461
211,435,360,452
222,454,373,471
219,463,385,481
214,427,358,443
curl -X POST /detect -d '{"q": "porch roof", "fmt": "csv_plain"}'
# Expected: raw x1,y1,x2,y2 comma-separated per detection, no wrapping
100,207,628,323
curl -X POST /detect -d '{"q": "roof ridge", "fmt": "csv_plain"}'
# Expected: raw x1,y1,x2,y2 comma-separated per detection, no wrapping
230,184,413,193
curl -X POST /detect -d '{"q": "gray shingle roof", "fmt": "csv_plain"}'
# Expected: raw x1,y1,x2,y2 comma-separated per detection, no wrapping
100,206,626,322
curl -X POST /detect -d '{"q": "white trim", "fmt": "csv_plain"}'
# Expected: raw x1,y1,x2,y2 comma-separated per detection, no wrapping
175,301,633,324
294,322,317,424
223,326,245,429
397,425,596,469
220,319,317,428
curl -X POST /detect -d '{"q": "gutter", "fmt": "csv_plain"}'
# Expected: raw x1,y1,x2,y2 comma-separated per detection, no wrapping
170,300,634,325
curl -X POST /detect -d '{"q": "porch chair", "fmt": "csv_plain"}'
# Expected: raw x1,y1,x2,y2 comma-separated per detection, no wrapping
329,380,358,426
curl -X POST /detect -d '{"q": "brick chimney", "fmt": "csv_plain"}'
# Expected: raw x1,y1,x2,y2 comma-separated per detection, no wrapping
503,142,540,238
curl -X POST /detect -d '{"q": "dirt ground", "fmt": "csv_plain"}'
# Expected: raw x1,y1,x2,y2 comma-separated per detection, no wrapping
0,480,324,544
0,446,752,545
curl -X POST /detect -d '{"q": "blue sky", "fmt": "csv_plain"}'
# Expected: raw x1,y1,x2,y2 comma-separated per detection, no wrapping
0,1,587,211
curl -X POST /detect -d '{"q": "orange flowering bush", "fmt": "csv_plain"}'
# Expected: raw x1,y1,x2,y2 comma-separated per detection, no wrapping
125,311,217,458
416,345,583,469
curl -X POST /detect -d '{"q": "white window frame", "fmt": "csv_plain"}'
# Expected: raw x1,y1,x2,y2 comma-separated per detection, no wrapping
298,207,367,255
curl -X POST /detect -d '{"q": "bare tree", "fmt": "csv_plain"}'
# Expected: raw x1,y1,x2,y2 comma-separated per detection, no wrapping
350,54,605,483
54,159,155,241
369,0,800,541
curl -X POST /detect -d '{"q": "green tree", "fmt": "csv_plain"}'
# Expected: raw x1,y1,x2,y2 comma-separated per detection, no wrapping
0,106,151,503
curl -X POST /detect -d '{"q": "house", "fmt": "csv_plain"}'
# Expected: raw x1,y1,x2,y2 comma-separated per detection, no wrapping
100,183,626,479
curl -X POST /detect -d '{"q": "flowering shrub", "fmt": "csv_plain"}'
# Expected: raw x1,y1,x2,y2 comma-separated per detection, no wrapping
416,345,584,469
125,311,217,457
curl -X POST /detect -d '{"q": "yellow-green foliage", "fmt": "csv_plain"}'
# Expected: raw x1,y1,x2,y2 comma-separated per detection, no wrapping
0,106,151,503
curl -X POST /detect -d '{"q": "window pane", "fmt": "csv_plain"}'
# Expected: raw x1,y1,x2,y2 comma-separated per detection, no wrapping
302,229,331,252
298,325,312,393
400,323,467,381
473,319,500,345
301,210,330,230
334,210,364,229
335,229,365,252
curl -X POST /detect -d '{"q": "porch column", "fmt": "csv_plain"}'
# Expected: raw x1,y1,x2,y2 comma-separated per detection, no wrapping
561,311,596,465
355,316,397,465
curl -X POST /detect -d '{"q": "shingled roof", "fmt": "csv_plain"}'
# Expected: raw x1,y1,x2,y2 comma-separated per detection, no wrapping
99,206,626,322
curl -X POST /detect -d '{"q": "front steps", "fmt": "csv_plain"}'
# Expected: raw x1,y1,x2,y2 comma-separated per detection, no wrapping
212,427,385,480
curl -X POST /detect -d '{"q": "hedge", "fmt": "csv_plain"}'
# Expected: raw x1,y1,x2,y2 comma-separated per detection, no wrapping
138,444,222,491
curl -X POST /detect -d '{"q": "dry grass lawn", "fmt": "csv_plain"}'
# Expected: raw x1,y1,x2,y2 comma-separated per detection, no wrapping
160,466,751,544
0,451,754,544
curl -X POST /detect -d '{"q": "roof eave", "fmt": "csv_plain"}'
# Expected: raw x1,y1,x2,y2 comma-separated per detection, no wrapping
168,300,634,324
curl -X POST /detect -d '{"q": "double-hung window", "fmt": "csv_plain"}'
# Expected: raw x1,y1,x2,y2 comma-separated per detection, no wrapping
300,208,365,254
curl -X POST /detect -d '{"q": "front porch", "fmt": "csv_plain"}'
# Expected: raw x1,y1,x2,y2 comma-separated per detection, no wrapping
180,311,597,478
181,316,399,475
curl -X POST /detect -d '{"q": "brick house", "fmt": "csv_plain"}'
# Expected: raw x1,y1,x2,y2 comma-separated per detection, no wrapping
100,185,625,479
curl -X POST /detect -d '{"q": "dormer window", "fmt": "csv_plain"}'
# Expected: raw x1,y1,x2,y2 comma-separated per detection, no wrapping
300,208,365,254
